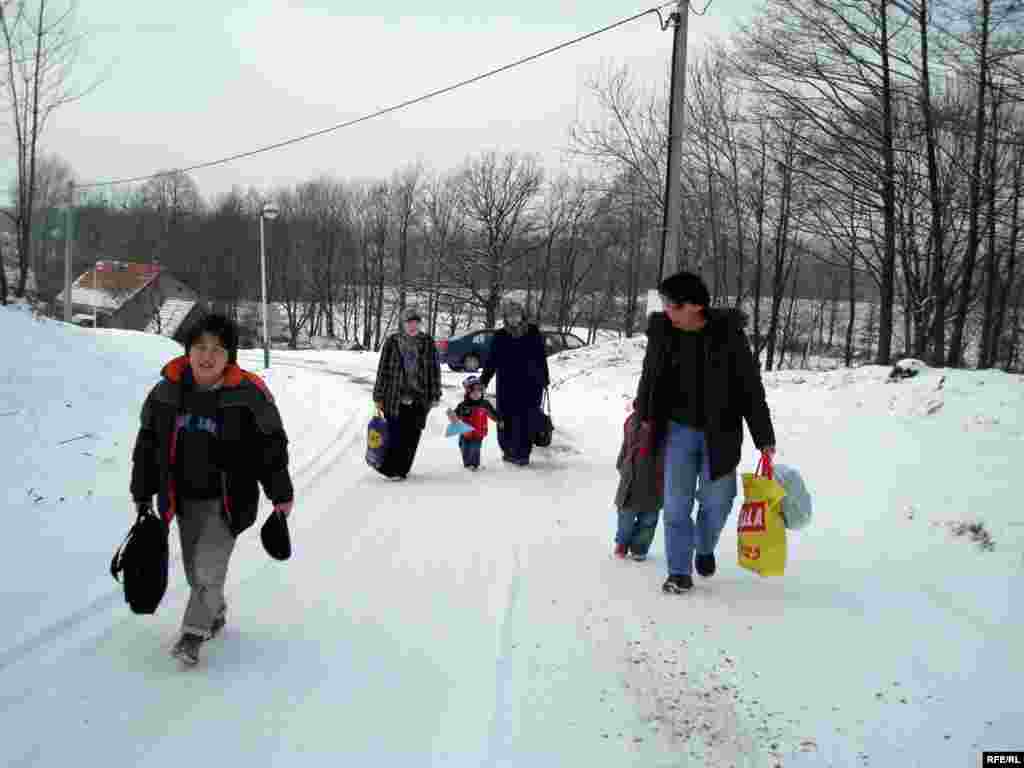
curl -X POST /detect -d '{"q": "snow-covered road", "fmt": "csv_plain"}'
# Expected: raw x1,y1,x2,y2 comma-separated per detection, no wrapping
3,309,1021,767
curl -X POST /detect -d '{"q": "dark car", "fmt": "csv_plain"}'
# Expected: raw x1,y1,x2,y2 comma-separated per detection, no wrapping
436,328,587,372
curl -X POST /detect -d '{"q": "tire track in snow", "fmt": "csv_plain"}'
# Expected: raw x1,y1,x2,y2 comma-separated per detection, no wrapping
0,363,362,675
483,545,524,768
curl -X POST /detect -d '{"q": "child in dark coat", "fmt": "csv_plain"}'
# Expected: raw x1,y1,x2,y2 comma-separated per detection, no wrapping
447,376,502,470
613,400,664,561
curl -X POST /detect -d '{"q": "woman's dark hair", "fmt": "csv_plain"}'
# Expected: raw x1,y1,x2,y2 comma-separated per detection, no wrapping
658,271,711,308
184,313,239,364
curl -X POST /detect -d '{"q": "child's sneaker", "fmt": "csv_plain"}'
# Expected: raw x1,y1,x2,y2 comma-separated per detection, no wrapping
661,574,693,594
629,551,648,562
171,632,203,665
613,543,628,559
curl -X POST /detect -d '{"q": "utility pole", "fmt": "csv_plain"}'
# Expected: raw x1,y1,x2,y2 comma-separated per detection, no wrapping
63,181,75,322
658,0,689,283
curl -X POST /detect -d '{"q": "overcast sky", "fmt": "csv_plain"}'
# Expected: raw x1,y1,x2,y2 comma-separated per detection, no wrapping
18,0,758,204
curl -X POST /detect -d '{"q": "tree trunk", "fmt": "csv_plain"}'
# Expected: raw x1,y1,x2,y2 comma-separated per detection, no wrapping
845,261,856,368
752,125,768,358
827,276,840,353
765,146,795,372
948,0,992,367
874,0,897,366
915,0,945,363
1004,283,1023,372
993,148,1023,368
779,261,801,370
980,88,1003,369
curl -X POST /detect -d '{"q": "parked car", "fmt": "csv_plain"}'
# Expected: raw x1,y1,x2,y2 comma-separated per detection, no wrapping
435,328,587,372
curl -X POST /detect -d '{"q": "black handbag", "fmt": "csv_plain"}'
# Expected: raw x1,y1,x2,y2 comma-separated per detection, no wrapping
260,509,292,561
110,507,170,615
533,388,554,447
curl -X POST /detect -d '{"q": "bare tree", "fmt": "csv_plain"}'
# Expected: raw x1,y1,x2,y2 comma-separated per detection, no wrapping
7,152,74,299
139,169,203,269
570,65,666,217
733,0,914,365
0,0,92,301
391,163,423,314
421,172,465,337
450,152,543,326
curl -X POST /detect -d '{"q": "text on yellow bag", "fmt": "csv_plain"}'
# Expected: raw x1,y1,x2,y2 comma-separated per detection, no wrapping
738,454,787,576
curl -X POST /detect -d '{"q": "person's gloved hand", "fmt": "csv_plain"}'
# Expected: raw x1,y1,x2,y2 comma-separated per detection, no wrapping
636,420,655,458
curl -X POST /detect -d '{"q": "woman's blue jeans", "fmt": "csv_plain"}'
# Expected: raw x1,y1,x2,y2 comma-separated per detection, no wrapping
662,422,737,576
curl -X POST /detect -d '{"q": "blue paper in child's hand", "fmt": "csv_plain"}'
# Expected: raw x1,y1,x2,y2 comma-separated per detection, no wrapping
445,422,474,438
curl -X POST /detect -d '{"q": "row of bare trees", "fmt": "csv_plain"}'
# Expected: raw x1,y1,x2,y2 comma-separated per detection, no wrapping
690,0,1024,370
54,154,658,352
9,0,1024,371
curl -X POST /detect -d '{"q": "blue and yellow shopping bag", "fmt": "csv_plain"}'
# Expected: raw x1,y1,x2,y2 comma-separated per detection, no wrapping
737,453,787,576
366,408,390,472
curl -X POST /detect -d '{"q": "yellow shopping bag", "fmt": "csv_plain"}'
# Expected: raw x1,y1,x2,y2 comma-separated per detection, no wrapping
737,454,787,576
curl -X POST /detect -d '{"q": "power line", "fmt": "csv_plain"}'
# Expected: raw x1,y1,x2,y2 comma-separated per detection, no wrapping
80,3,680,190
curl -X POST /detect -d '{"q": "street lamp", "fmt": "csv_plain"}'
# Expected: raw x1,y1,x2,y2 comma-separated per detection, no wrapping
259,202,279,369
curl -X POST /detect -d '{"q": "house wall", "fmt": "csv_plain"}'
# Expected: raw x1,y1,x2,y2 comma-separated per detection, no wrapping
107,273,200,332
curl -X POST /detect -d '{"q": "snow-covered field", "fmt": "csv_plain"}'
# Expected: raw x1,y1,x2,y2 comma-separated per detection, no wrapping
1,303,1021,767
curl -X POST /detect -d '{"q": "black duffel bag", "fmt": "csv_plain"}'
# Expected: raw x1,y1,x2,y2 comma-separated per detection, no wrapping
533,388,554,448
110,505,170,615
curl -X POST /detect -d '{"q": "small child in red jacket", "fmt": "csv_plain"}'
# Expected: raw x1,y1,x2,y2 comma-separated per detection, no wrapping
446,376,501,470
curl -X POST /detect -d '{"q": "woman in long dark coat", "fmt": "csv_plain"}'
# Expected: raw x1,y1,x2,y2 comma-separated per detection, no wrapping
479,301,549,466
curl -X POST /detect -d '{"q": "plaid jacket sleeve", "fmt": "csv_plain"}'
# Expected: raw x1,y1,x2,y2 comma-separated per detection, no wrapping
424,336,442,403
373,336,405,419
373,337,396,401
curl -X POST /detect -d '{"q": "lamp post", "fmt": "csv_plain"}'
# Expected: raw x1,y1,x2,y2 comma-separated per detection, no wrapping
259,203,279,369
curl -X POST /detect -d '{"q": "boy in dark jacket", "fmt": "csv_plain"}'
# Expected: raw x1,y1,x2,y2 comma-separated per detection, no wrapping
613,400,664,561
131,313,294,665
446,376,501,470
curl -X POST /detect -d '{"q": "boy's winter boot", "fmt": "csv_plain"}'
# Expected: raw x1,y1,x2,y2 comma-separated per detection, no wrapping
661,574,693,594
171,632,203,666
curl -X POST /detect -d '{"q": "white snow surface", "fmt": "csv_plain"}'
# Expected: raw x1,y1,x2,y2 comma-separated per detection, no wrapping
1,304,1022,767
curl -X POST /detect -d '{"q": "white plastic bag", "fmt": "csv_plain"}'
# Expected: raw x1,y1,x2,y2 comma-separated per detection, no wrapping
774,464,812,530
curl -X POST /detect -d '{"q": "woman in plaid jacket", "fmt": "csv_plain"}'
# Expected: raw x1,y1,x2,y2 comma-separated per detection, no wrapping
372,306,442,480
